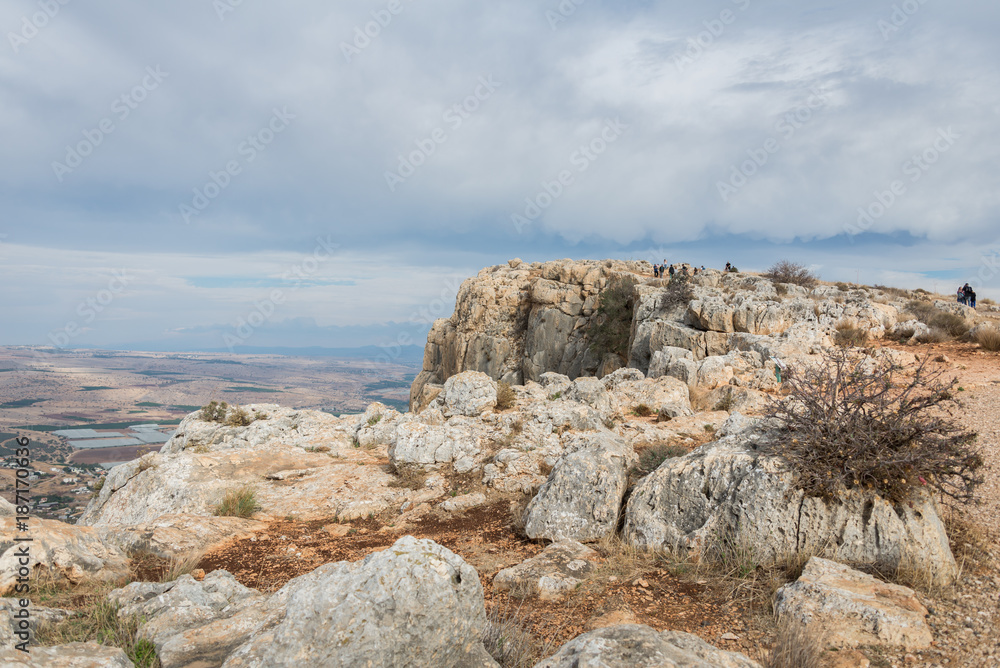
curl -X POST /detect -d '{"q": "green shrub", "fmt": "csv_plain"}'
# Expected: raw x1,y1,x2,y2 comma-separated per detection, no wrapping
659,274,694,311
587,275,638,361
225,406,253,427
496,381,516,411
199,401,228,423
764,349,982,503
214,486,260,518
763,260,818,288
367,414,383,426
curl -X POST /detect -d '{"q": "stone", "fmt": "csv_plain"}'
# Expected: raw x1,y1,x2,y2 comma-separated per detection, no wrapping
695,357,734,390
566,376,614,415
221,536,497,667
0,518,130,595
774,557,933,651
443,371,498,416
0,600,74,648
622,437,958,586
389,420,485,472
0,643,134,667
524,432,636,543
439,492,488,513
647,346,694,379
101,514,267,559
493,541,599,601
534,624,762,668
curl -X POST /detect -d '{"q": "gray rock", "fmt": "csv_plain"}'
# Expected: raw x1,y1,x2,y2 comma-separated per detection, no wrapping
0,643,134,667
774,557,932,651
566,377,614,415
622,437,958,586
222,536,497,667
390,420,485,472
695,357,734,389
0,599,74,648
533,624,761,668
647,347,694,379
493,541,599,601
444,371,498,416
524,432,636,543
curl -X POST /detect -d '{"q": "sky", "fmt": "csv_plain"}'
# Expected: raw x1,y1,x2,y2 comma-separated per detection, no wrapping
1,0,998,352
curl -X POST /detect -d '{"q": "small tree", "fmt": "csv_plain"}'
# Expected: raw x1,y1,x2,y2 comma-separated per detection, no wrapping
659,274,694,311
764,260,818,288
587,275,638,361
764,349,982,503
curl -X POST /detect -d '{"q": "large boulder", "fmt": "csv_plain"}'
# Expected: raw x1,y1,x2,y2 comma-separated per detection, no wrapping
0,643,134,667
493,541,599,601
523,432,636,543
222,536,497,667
0,518,130,595
534,624,761,668
622,433,958,586
389,419,486,473
443,371,498,416
774,557,932,651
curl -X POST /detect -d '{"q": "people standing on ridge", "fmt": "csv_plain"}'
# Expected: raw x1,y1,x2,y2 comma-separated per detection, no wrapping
668,265,675,277
962,283,974,306
725,262,732,272
958,286,966,305
653,264,659,278
970,288,977,308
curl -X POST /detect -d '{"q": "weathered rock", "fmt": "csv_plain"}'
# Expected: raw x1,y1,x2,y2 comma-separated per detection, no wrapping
444,371,498,416
0,599,73,647
222,536,498,667
439,492,488,513
523,432,636,543
695,357,734,390
101,514,266,559
566,377,614,415
390,419,485,473
689,297,735,333
493,541,599,601
534,624,761,668
622,436,958,585
0,496,14,516
647,346,694,378
0,642,134,667
0,518,130,595
603,374,693,418
701,385,768,414
774,557,932,651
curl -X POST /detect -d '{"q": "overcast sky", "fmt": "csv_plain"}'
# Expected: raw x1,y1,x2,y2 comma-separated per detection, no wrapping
1,0,998,351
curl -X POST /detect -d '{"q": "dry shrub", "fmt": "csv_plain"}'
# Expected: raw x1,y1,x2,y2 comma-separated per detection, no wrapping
631,443,687,478
763,260,818,288
632,404,652,417
833,318,870,348
225,405,253,427
659,274,694,311
764,349,983,504
214,486,260,518
976,326,1000,352
766,619,824,668
595,534,657,583
496,381,516,410
387,463,428,490
873,284,911,300
199,400,228,422
162,551,204,582
482,599,555,668
35,600,159,668
915,328,949,344
907,300,970,338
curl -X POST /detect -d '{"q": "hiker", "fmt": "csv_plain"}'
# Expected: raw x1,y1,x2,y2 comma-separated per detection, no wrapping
957,286,966,304
971,289,977,308
963,283,974,306
668,265,675,277
653,264,659,278
725,262,731,272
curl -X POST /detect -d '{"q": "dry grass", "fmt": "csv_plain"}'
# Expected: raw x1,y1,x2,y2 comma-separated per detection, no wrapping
631,404,652,417
162,551,205,583
35,600,160,667
630,443,687,479
482,598,559,668
496,381,517,411
387,463,428,490
213,486,260,518
766,619,825,668
975,326,1000,352
834,318,870,348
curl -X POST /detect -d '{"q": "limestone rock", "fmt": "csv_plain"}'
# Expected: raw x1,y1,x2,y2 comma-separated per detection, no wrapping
647,346,694,379
102,514,266,559
774,557,932,651
439,492,488,513
0,518,130,595
534,624,761,668
444,371,498,416
0,643,134,667
390,419,486,472
524,432,636,543
222,536,497,667
622,437,957,585
0,600,73,648
0,496,14,516
493,541,599,601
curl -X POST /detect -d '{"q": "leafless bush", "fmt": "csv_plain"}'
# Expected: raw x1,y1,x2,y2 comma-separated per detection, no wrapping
763,260,818,288
764,349,982,504
976,327,1000,352
482,600,554,668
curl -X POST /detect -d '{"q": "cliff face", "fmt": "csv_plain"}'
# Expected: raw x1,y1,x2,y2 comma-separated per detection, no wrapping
410,258,646,409
410,257,979,410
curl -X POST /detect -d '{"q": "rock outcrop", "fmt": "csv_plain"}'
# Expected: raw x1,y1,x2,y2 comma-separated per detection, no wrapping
774,557,933,652
535,624,761,668
622,418,958,585
493,540,599,601
0,643,134,667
